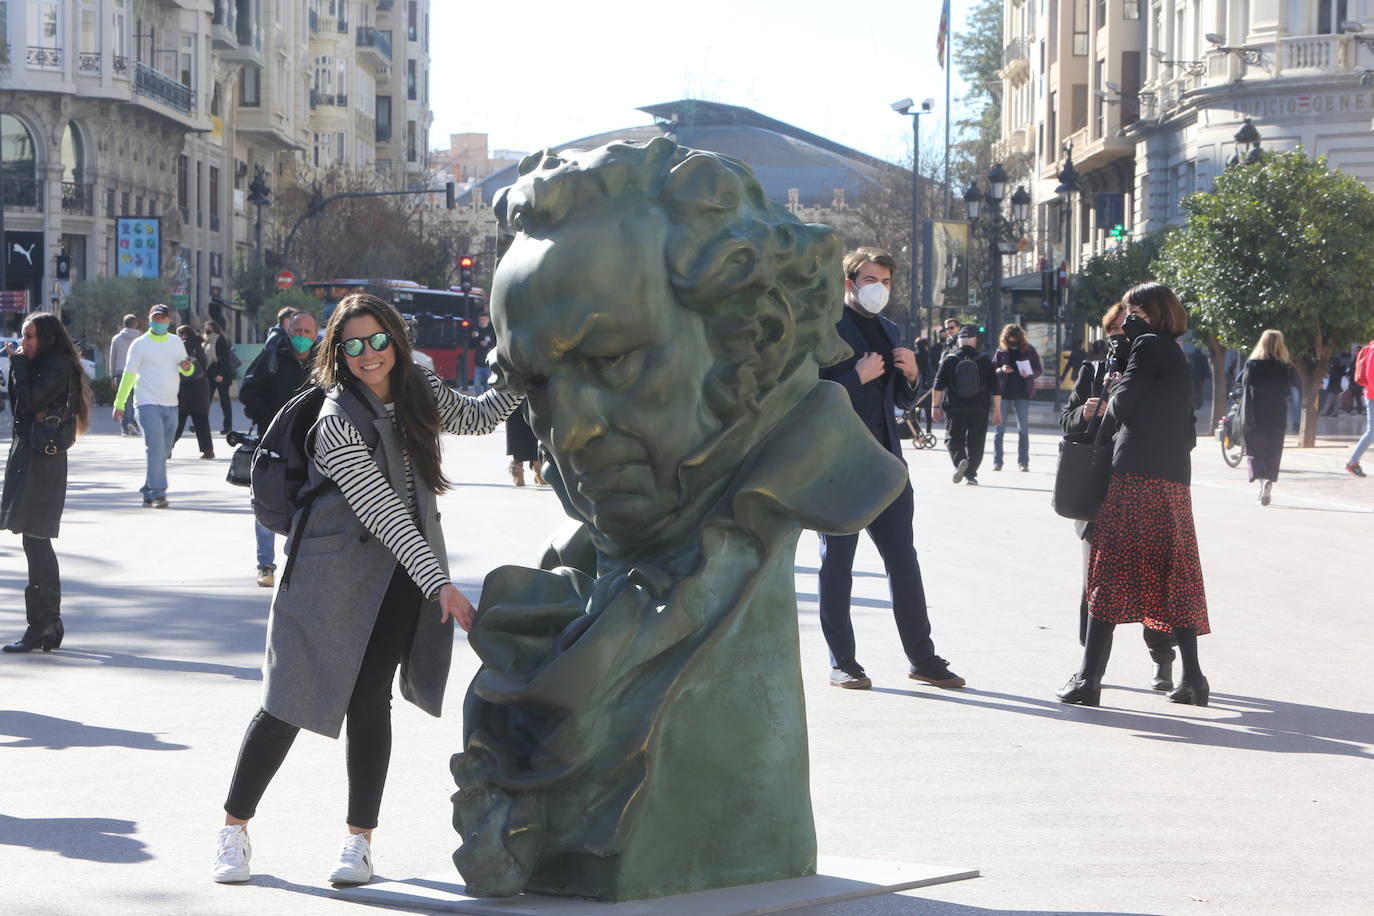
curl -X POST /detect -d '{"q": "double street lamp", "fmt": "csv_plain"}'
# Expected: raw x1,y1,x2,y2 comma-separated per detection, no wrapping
1053,149,1082,411
892,97,935,341
963,163,1031,344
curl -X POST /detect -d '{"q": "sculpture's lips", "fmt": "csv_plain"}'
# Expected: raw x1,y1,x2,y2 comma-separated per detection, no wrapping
575,462,647,498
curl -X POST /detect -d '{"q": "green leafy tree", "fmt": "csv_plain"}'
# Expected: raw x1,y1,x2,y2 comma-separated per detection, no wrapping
61,277,169,361
1156,150,1374,446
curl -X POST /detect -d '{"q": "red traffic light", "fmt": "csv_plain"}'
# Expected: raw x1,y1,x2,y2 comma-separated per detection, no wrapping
458,256,474,268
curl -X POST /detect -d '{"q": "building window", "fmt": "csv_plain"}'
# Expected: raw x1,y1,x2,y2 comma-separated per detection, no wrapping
122,191,131,214
406,59,416,100
407,0,417,41
1072,84,1088,132
376,94,392,141
196,161,204,227
209,165,220,230
1124,0,1140,20
1073,0,1089,55
406,119,416,162
1093,60,1105,139
1317,0,1348,35
240,65,261,106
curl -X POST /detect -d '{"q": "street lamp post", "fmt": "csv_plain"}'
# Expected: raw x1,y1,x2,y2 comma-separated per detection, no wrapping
892,98,935,341
963,164,1029,345
1054,149,1082,412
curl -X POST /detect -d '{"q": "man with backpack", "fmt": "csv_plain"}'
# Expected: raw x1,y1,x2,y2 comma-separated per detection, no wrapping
239,310,319,587
932,325,1001,485
817,246,964,692
1345,338,1374,477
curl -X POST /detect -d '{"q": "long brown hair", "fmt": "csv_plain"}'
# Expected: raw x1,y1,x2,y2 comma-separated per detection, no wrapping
1120,282,1188,336
999,323,1028,351
23,312,91,435
312,294,450,494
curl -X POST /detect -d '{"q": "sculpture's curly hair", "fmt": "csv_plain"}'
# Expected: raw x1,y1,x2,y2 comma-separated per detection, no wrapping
494,137,848,422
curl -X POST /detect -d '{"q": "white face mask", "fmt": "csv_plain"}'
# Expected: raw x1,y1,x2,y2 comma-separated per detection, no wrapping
855,282,890,314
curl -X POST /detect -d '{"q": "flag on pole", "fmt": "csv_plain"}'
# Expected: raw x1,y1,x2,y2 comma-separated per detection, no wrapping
937,0,951,69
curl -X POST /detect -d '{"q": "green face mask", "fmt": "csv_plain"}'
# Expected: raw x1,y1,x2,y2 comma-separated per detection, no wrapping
290,335,314,355
149,321,171,335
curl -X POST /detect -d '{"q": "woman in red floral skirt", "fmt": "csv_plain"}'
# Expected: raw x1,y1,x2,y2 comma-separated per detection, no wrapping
1057,282,1211,707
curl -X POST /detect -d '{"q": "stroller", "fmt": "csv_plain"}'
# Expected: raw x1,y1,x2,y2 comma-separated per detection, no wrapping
900,387,939,449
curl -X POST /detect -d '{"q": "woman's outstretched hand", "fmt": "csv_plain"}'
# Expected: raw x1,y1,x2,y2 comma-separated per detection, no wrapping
438,583,476,632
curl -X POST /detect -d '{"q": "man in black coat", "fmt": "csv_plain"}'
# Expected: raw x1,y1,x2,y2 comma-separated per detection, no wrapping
239,311,319,587
932,326,1001,484
817,246,964,691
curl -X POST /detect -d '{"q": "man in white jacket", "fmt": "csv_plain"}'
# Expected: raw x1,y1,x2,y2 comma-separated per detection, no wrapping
112,304,194,507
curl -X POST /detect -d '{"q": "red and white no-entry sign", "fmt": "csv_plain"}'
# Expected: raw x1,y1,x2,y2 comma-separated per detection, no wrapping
274,269,296,290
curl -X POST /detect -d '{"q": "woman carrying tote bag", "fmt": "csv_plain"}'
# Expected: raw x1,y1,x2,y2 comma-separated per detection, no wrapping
1056,283,1210,708
1058,303,1177,694
1,312,92,653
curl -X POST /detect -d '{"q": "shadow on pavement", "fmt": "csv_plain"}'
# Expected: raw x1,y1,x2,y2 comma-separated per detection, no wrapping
0,813,152,863
52,649,262,681
0,710,188,750
864,687,1374,758
798,899,1164,916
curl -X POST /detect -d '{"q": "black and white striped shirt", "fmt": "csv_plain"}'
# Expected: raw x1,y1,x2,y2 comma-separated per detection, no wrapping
313,370,523,599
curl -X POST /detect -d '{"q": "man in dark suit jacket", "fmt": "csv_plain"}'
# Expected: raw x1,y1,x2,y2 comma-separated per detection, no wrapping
817,247,964,691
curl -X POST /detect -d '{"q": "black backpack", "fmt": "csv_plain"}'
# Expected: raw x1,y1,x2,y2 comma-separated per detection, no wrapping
953,353,983,400
250,384,378,536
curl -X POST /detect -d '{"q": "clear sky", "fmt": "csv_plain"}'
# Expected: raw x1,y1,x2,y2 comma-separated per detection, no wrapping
428,0,974,166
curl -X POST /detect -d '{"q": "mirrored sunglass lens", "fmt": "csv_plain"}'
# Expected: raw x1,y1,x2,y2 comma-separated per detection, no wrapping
342,338,365,356
369,332,391,352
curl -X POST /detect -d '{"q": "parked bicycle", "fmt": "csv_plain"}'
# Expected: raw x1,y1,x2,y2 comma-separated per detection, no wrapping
1216,386,1245,468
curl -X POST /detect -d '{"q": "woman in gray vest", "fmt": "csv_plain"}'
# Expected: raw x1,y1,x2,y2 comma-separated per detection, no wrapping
212,294,522,887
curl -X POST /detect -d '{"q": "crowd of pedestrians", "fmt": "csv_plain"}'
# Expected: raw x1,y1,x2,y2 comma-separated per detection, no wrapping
1,244,1367,889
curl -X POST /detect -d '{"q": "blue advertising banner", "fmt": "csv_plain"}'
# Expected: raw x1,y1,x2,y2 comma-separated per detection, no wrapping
115,217,160,278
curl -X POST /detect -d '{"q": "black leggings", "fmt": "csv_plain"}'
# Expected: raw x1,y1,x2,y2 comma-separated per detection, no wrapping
23,535,59,589
223,566,422,829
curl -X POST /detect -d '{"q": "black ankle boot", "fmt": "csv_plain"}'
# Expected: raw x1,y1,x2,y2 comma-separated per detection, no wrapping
4,585,61,654
1167,675,1209,706
1056,673,1101,706
1149,646,1175,692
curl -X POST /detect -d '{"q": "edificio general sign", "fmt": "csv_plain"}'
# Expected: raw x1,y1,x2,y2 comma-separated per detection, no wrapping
1231,91,1374,120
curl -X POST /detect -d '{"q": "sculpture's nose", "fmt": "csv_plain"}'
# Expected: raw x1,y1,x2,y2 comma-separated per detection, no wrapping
546,376,607,455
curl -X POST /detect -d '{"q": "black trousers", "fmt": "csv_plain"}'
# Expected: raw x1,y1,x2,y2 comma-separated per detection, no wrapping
223,566,422,829
212,378,234,432
945,409,989,478
818,482,936,668
175,410,214,455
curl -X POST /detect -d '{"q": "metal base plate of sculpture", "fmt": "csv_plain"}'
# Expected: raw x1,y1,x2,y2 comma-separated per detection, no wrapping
450,137,909,902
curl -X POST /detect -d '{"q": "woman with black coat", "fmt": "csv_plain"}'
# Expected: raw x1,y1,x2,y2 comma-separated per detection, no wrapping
1057,283,1211,707
1059,303,1177,692
1,312,91,653
1239,329,1291,506
203,319,235,434
174,325,215,459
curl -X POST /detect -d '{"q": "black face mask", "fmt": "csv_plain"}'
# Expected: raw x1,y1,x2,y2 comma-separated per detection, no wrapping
1122,313,1150,340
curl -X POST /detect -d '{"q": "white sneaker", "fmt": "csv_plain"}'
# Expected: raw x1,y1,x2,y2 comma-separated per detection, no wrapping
328,834,373,885
952,458,969,484
212,824,251,883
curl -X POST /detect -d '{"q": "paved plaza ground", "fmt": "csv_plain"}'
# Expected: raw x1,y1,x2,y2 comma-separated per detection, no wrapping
2,407,1371,915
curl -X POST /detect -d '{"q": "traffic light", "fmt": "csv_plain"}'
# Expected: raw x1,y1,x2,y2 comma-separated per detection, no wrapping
459,255,474,294
445,181,456,210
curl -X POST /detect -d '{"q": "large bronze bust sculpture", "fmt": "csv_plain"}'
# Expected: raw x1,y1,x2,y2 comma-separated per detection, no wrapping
450,137,908,901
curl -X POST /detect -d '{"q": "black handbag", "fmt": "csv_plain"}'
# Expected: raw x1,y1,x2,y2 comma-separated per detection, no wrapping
1052,411,1113,522
29,386,76,456
227,435,255,487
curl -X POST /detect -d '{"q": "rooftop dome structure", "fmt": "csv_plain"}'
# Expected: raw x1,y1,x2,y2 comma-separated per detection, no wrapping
458,99,900,209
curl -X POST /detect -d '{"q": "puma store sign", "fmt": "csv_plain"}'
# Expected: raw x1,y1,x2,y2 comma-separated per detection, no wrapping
5,232,45,282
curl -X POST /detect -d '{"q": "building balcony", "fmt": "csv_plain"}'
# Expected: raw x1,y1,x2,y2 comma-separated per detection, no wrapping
235,106,302,152
135,62,194,114
992,128,1031,162
1002,38,1029,80
356,26,392,71
61,182,94,216
309,90,349,108
212,0,238,48
2,178,44,211
26,46,62,69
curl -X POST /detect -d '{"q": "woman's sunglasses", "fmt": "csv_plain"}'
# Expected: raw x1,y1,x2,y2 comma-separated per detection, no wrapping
339,332,392,358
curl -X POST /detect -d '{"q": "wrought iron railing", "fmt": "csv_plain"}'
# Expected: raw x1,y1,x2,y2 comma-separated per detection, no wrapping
77,52,101,73
114,55,129,76
2,179,44,210
1003,38,1027,66
27,46,62,68
135,61,194,113
61,182,94,215
356,26,392,62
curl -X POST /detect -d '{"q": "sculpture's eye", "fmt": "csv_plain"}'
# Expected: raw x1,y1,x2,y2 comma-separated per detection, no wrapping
590,350,643,389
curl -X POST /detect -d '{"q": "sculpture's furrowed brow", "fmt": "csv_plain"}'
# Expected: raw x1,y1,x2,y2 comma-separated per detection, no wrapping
543,311,617,362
